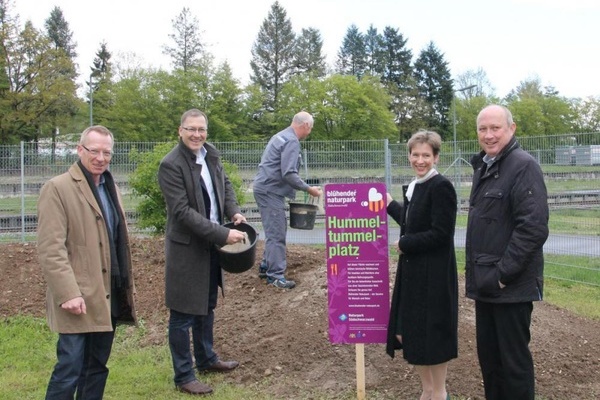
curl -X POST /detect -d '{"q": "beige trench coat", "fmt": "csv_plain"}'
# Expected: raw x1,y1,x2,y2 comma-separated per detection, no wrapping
37,162,136,333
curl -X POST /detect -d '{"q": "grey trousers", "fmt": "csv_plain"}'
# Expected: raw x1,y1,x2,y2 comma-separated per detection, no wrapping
253,190,288,279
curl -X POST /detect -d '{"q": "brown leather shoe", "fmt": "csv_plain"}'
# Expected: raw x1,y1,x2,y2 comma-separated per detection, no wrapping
200,359,239,373
177,379,213,395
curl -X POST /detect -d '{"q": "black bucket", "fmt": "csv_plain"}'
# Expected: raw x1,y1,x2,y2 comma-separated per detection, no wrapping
216,222,258,273
289,202,318,230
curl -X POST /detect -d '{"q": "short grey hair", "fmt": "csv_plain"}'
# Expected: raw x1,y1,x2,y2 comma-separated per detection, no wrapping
292,111,314,127
79,125,114,145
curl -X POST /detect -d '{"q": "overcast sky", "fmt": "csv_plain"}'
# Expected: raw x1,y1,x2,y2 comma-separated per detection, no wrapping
11,0,600,99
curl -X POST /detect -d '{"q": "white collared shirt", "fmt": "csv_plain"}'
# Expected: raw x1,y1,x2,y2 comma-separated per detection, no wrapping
196,147,219,224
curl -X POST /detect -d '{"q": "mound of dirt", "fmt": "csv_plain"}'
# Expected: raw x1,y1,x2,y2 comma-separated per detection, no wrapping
2,238,599,399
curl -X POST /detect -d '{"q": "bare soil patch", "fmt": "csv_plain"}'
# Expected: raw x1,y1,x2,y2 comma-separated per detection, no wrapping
2,238,599,399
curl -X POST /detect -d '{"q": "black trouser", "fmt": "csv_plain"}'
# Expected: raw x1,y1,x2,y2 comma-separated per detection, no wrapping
475,301,534,400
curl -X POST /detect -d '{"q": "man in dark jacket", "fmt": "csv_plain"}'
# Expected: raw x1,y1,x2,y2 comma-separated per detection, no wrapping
465,105,549,400
158,109,248,396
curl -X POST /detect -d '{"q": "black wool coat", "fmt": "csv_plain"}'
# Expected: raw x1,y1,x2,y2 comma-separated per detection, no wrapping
386,174,459,365
465,137,549,303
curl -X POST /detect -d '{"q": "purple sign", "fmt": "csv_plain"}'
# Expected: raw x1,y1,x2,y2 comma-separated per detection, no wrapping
325,183,389,344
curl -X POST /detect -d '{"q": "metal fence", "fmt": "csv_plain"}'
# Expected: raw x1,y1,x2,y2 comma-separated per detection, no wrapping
1,133,599,286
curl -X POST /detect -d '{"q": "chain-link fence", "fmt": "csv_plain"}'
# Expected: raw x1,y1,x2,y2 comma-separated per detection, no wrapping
1,133,599,285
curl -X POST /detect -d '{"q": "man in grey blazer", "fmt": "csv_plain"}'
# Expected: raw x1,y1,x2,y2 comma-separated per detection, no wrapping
158,109,247,396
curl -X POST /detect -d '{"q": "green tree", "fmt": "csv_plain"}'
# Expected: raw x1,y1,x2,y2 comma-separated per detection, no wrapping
454,95,488,142
237,83,270,139
452,70,501,143
506,78,543,101
0,46,7,94
390,81,429,141
378,26,418,139
129,142,175,234
104,69,179,141
364,25,384,75
163,7,206,72
413,41,453,138
510,101,545,136
539,90,577,135
45,6,76,58
129,141,246,234
250,1,296,111
166,67,211,114
91,41,111,76
0,5,78,144
506,80,546,137
507,78,577,136
379,27,412,89
88,41,114,126
278,74,396,140
205,61,246,141
0,0,16,142
573,96,600,132
103,64,217,142
293,27,326,78
273,73,325,129
43,6,79,156
335,24,366,78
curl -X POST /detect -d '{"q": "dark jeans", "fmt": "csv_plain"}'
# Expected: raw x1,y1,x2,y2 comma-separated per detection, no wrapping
168,251,220,386
45,329,116,400
476,301,534,400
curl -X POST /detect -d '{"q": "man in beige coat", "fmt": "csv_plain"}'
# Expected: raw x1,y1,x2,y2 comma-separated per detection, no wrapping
37,125,136,400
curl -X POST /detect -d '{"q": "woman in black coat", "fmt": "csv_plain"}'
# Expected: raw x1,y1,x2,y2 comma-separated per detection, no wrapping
386,130,458,400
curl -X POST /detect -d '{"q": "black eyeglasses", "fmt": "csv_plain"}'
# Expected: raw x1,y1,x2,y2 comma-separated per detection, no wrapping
181,126,208,134
81,144,113,159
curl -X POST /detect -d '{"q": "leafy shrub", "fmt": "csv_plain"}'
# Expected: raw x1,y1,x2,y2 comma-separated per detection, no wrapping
129,141,246,234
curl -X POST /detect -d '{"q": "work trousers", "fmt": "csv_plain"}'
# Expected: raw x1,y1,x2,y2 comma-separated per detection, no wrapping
253,190,288,280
